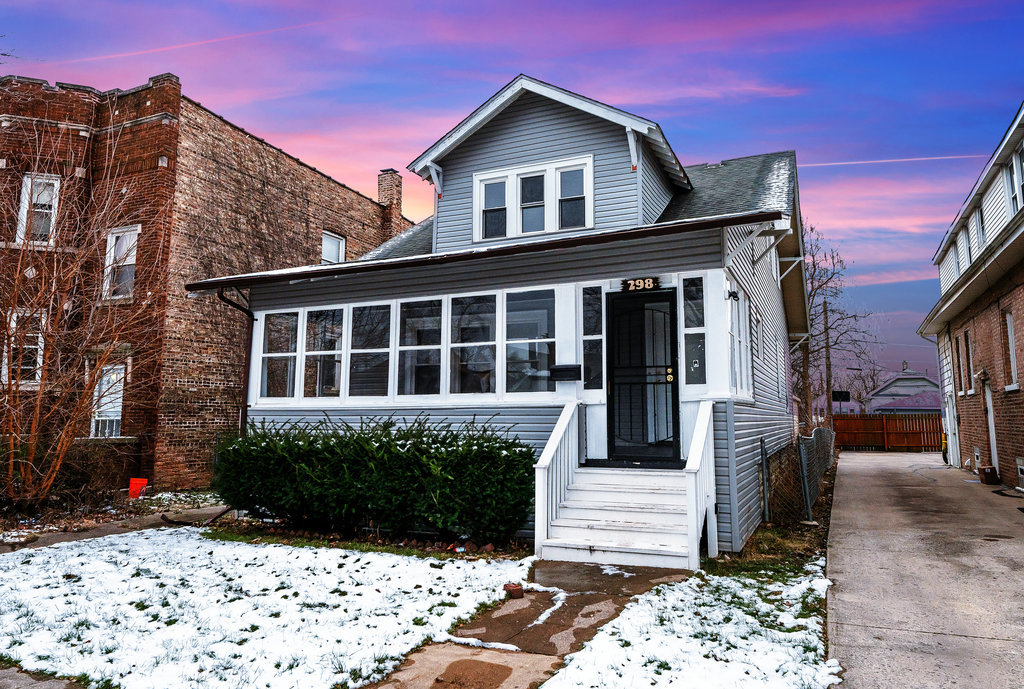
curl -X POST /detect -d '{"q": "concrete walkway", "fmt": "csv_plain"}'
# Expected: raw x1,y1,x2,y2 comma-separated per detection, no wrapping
827,452,1024,688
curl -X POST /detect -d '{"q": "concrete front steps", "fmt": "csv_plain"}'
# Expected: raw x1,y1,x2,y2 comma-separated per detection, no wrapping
538,467,693,569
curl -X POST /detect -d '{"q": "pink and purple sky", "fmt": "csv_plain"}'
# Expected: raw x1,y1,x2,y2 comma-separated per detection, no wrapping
5,0,1023,377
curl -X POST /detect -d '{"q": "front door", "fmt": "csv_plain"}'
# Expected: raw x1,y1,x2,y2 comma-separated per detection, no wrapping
605,289,680,466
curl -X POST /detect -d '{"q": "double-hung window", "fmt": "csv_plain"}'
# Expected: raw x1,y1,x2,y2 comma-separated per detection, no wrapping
260,312,299,397
963,329,975,393
474,156,593,240
505,290,556,393
3,311,44,383
91,364,125,438
16,174,60,244
303,309,345,397
321,232,346,264
975,208,987,247
1010,144,1024,216
450,295,497,393
104,225,139,299
349,305,391,397
954,336,965,394
398,300,442,395
682,277,707,385
581,286,604,390
1003,310,1018,388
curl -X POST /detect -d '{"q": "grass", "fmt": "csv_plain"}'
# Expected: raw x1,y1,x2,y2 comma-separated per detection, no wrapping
1,652,122,689
202,521,531,561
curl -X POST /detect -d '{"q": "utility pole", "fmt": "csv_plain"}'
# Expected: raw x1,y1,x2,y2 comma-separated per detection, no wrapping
824,299,833,429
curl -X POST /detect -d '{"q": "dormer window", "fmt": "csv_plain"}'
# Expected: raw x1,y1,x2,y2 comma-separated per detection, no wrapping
473,156,593,242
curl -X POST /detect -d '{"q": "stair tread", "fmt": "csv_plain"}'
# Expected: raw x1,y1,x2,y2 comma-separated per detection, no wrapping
551,517,682,532
567,483,686,493
541,538,689,555
560,500,686,513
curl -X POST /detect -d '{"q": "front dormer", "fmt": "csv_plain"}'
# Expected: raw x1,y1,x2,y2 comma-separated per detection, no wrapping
409,76,691,253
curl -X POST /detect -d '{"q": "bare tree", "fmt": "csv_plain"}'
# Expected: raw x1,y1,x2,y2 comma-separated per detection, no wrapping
792,223,877,429
1,102,168,507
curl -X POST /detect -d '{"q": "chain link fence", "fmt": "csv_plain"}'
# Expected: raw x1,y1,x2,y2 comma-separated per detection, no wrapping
760,427,836,524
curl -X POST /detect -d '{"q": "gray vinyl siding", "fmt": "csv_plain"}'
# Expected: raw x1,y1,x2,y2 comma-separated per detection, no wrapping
249,406,563,452
640,140,673,225
434,91,638,252
723,226,796,551
713,401,734,551
250,228,723,310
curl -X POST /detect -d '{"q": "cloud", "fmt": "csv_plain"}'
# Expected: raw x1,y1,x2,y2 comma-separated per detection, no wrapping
801,154,988,167
847,267,940,286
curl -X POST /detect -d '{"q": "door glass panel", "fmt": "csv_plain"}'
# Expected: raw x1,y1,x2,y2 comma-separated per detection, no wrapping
684,333,706,385
582,286,602,336
683,277,704,328
583,339,603,390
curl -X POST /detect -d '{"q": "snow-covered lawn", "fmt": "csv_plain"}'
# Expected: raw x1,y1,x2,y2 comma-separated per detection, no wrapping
0,528,531,689
543,559,842,689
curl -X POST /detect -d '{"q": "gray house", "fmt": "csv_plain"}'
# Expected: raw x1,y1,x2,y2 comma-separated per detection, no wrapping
188,76,809,568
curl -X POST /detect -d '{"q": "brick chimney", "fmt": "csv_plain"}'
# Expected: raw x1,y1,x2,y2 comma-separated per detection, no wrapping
378,168,403,240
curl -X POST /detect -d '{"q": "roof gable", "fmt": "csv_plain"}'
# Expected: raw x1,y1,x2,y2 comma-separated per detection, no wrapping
408,75,690,189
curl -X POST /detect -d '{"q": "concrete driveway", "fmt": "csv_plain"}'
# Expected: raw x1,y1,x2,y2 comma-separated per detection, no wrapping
827,452,1024,688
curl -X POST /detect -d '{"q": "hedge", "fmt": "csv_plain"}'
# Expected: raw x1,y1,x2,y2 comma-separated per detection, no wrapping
212,417,536,542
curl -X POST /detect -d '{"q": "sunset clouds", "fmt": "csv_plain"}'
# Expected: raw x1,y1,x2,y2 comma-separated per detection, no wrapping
3,0,1022,372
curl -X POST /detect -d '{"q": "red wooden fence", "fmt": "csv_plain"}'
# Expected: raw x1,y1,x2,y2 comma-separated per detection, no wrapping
833,413,942,452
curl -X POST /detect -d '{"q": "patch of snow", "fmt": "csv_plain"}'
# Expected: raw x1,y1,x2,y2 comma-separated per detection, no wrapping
597,564,635,578
0,527,531,689
543,558,842,688
523,583,568,628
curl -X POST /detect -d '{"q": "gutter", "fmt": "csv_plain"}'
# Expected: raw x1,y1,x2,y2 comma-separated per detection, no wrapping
216,287,255,435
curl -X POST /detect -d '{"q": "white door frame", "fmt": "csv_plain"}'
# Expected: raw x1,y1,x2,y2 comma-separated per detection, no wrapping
983,382,998,468
944,393,961,468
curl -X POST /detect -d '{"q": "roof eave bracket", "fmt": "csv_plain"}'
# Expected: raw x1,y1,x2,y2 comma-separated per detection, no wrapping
626,127,639,172
427,163,443,199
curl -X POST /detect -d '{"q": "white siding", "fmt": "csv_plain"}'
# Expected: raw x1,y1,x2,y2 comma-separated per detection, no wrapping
434,92,638,252
981,173,1009,241
938,249,959,294
938,332,955,397
640,139,674,224
967,213,980,256
957,231,970,272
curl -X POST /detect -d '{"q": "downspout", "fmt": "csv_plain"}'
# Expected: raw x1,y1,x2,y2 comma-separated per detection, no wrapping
217,287,255,435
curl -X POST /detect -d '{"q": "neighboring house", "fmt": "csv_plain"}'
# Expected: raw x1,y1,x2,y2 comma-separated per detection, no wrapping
188,75,810,568
919,99,1024,489
1,73,409,489
811,396,864,420
863,367,940,413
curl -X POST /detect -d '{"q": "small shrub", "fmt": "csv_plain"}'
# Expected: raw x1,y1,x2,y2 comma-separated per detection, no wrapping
213,416,535,542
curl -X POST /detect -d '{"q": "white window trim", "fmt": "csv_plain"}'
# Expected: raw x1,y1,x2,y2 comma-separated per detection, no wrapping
90,363,127,438
2,310,45,385
1005,309,1018,387
321,231,346,265
250,285,575,407
103,224,140,300
15,173,61,246
578,282,606,404
472,155,594,242
679,272,709,395
728,282,753,400
964,329,975,395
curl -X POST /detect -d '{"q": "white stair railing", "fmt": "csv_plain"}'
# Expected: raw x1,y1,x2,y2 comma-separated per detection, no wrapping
683,400,718,569
534,402,580,556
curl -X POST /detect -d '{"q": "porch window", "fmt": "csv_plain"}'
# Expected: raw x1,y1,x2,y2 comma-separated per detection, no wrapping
349,305,391,396
91,364,125,438
451,295,496,393
16,174,60,244
260,312,298,397
103,225,139,299
482,181,507,239
682,277,706,385
506,290,555,392
398,300,442,395
303,309,344,397
581,286,603,390
3,311,44,383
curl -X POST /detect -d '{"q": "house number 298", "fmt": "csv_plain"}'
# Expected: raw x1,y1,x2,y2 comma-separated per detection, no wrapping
623,276,660,292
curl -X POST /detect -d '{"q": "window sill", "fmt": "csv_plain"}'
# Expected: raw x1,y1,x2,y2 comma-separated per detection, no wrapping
1005,383,1020,392
1,241,78,253
76,436,137,444
475,225,594,244
967,389,976,396
100,295,135,304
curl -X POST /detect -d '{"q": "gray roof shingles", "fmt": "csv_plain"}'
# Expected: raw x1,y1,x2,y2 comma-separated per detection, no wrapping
360,216,434,261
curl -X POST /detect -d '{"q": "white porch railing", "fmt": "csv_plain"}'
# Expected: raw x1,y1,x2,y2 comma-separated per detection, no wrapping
534,401,580,554
683,399,718,569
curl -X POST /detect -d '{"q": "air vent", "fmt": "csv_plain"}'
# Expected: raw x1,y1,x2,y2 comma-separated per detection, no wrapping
1016,457,1024,489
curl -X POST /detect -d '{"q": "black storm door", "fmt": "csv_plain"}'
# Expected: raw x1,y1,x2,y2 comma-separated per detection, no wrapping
606,289,681,465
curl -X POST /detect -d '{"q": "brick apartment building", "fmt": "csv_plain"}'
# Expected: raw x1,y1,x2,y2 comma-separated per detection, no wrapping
1,73,411,491
920,99,1024,491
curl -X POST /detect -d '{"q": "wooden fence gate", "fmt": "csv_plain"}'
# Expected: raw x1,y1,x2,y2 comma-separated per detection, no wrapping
833,413,942,452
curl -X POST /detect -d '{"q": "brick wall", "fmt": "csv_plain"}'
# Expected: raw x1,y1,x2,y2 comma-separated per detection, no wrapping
947,257,1024,489
154,98,411,488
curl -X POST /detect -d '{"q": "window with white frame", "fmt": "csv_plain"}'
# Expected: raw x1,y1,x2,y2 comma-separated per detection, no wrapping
963,329,975,393
260,312,299,398
1003,309,1018,387
776,335,785,400
954,335,965,394
349,305,391,397
751,309,763,361
729,287,752,396
581,286,604,390
398,299,442,395
3,311,44,383
321,232,346,264
16,174,60,244
952,240,961,277
682,277,706,385
505,290,556,392
91,363,125,438
975,208,987,247
1009,144,1024,216
473,157,593,241
303,308,344,397
450,295,497,393
104,225,139,299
